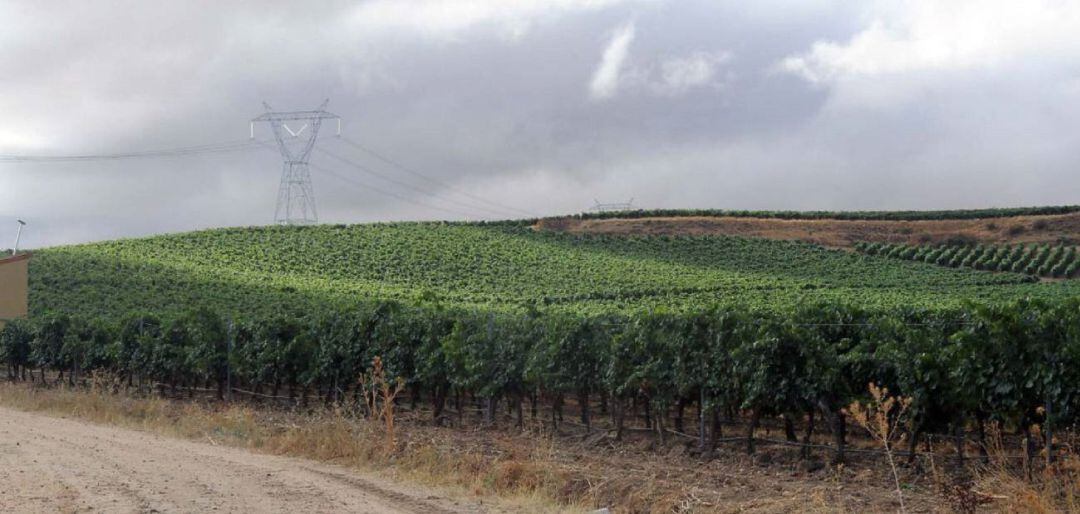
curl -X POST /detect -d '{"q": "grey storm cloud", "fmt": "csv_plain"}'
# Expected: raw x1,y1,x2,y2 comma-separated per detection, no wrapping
2,0,1080,247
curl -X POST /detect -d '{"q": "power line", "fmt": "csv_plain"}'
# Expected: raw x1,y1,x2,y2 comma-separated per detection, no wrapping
318,145,520,219
0,133,537,221
308,163,479,219
0,138,262,162
334,137,537,218
314,146,516,219
254,142,478,219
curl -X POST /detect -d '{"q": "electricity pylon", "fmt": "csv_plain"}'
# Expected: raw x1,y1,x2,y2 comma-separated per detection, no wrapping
251,100,340,225
590,197,638,213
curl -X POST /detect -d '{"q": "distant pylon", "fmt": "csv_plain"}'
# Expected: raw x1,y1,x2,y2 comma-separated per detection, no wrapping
251,100,341,225
590,197,638,213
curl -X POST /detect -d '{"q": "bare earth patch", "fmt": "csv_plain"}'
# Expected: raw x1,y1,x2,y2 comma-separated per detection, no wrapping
537,212,1080,248
0,405,483,514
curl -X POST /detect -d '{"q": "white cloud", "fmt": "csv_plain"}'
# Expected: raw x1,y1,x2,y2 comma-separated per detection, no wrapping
780,0,1080,84
11,0,1080,247
588,23,730,100
350,0,646,40
653,51,731,96
589,21,636,99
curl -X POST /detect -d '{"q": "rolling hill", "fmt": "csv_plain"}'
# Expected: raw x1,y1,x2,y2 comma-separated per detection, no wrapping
28,209,1080,321
13,207,1080,471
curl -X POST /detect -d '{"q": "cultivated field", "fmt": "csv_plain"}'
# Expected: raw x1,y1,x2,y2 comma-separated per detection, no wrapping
6,207,1080,512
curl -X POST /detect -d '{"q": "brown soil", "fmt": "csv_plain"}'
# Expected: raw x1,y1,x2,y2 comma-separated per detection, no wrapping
0,405,481,514
536,212,1080,249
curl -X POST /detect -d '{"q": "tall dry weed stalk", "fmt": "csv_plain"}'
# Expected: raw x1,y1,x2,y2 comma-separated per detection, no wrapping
969,420,1080,513
358,356,405,454
847,382,912,514
87,370,124,396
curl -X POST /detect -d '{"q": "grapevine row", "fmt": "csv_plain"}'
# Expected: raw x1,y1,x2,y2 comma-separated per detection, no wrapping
855,241,1080,278
33,224,1070,323
4,299,1078,462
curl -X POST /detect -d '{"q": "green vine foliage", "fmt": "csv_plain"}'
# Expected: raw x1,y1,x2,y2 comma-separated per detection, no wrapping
858,241,1080,279
6,299,1080,432
13,222,1080,436
32,224,1080,321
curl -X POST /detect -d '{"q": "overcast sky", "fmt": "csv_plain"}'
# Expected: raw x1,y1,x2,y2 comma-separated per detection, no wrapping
3,0,1080,247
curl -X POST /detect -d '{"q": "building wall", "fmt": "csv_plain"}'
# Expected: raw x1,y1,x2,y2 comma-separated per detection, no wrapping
0,254,30,327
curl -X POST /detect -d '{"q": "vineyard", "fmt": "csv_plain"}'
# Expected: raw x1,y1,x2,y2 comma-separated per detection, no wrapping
8,220,1080,465
27,222,1080,320
856,241,1080,278
4,297,1080,465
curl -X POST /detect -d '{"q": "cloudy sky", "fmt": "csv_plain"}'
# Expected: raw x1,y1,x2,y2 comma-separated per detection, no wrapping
3,0,1080,247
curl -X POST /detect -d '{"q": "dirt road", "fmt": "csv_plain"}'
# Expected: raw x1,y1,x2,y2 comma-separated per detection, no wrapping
0,406,485,513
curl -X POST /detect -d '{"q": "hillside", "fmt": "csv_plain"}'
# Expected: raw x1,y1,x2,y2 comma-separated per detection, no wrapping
28,216,1080,321
16,208,1080,511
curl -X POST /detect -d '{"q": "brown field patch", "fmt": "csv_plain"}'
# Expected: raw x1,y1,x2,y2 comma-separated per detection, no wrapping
536,212,1080,249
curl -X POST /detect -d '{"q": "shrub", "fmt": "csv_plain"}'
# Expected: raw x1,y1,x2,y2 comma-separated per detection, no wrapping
944,234,978,246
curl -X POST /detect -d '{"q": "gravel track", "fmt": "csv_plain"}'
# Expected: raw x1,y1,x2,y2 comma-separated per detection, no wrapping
0,406,485,513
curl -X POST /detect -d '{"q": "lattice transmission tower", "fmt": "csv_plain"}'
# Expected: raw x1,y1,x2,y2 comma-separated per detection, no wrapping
590,197,639,213
251,100,341,225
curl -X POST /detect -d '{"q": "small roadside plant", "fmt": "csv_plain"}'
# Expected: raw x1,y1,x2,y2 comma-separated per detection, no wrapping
847,383,913,514
358,356,405,454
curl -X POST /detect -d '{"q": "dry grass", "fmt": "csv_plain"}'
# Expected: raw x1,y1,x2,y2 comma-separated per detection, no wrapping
539,212,1080,249
967,424,1080,513
1,380,744,512
0,380,975,513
